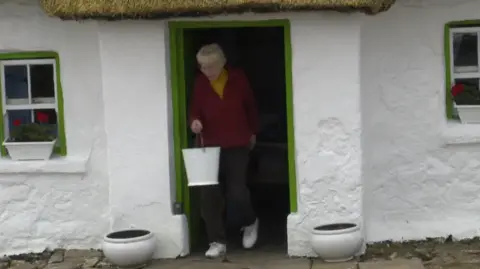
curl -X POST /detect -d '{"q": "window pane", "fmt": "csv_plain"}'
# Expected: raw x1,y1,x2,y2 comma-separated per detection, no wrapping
4,65,28,105
7,110,32,138
6,109,57,139
452,78,480,117
453,33,478,73
30,64,55,104
454,78,479,88
34,109,57,137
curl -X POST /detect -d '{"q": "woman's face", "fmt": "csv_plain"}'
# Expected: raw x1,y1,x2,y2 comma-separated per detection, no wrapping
199,61,223,81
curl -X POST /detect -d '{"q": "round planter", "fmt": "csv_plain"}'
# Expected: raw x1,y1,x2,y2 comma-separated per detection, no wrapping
102,229,156,267
311,223,363,262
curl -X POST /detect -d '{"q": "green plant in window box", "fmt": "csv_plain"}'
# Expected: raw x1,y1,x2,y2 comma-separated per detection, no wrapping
451,83,480,124
2,111,57,161
9,122,55,142
451,83,480,105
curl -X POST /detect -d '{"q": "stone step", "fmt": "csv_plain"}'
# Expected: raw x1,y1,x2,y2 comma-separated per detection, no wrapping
358,258,425,269
311,261,357,269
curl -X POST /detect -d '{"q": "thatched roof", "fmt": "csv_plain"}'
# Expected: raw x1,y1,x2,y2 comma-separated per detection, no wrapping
40,0,395,20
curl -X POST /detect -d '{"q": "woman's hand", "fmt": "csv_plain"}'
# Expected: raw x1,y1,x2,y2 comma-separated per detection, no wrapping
250,135,256,149
191,119,203,134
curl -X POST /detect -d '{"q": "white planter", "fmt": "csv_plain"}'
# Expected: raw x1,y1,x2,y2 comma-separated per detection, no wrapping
456,105,480,124
102,229,156,267
311,223,363,262
3,139,56,161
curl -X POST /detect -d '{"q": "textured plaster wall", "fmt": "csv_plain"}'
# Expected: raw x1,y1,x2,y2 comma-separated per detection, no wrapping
0,1,190,257
0,2,365,257
362,0,480,242
286,14,363,257
98,21,189,258
0,1,109,255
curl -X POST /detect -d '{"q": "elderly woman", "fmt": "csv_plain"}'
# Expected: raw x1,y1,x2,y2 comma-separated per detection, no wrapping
189,43,259,258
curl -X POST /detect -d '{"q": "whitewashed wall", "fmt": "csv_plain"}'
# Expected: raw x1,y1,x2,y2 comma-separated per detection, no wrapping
0,1,365,256
97,21,189,258
0,1,109,255
362,0,480,242
286,14,363,256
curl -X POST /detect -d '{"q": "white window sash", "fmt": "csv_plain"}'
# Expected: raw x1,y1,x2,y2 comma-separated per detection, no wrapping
449,27,480,84
5,104,56,110
1,59,55,66
452,72,480,80
0,59,58,138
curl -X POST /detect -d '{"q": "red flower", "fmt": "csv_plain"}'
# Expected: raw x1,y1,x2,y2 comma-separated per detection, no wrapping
13,119,21,126
36,111,49,123
452,84,465,97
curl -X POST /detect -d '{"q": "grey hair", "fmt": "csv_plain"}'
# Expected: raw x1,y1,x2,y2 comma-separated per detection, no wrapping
196,43,226,67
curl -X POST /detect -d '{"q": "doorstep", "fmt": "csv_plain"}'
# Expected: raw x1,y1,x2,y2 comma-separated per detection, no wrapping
149,258,424,269
358,258,424,269
311,261,357,269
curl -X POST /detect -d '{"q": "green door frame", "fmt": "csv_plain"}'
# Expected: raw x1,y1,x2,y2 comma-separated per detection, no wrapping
168,19,297,246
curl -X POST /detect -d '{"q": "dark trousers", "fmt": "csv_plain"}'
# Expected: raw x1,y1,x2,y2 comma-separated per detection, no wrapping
200,146,256,244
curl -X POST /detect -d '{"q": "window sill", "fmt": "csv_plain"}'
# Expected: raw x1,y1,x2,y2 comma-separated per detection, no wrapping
0,156,88,174
442,121,480,145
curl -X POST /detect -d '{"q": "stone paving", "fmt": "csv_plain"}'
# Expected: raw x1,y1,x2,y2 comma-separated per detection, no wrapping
152,254,423,269
0,248,425,269
4,234,480,269
8,237,480,269
154,256,424,269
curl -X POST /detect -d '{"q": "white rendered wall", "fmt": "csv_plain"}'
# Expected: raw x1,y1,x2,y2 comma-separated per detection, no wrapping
98,21,189,258
0,1,109,255
286,14,363,256
362,0,480,242
0,1,364,257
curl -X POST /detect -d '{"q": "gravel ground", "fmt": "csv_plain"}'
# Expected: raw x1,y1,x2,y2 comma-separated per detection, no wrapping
362,236,480,269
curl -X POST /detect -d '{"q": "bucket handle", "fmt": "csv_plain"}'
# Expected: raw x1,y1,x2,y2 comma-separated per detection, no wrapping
196,133,205,152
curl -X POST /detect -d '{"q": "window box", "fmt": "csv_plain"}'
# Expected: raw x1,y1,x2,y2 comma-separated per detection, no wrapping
3,138,56,161
456,105,480,124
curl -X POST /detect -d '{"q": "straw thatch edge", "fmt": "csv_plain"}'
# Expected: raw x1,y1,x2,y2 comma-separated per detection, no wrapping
40,1,395,20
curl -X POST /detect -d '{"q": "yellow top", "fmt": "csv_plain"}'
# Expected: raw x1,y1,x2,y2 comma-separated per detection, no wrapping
210,69,228,99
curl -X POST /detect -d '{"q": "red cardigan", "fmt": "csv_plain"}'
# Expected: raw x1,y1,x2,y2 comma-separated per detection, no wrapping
189,67,259,148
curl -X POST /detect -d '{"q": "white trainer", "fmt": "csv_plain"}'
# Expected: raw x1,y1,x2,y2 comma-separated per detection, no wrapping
242,218,259,249
205,242,227,258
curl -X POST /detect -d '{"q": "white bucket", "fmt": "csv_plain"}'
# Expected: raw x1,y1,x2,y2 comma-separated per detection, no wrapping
182,147,221,186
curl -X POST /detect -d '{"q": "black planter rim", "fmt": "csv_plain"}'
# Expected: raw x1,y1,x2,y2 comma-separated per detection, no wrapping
312,222,360,235
103,229,154,243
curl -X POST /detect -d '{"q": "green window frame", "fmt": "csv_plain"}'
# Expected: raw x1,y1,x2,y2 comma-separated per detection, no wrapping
0,51,67,156
444,20,480,119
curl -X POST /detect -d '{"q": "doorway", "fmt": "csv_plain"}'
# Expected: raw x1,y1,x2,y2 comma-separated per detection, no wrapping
168,20,297,252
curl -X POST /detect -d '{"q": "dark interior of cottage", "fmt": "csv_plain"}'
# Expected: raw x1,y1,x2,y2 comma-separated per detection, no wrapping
183,27,290,251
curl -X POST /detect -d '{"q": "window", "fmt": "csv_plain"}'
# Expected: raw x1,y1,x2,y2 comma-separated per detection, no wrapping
0,52,66,156
446,23,480,119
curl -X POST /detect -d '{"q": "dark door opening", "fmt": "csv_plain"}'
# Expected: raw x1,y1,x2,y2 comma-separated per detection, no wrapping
182,26,290,252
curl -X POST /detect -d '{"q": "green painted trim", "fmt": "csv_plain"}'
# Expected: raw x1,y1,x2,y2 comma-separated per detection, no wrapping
169,19,291,29
448,20,480,27
283,21,298,213
169,26,185,206
54,55,67,156
169,23,198,245
177,27,193,233
444,20,480,119
0,51,67,156
444,23,453,119
168,19,298,247
0,65,4,157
